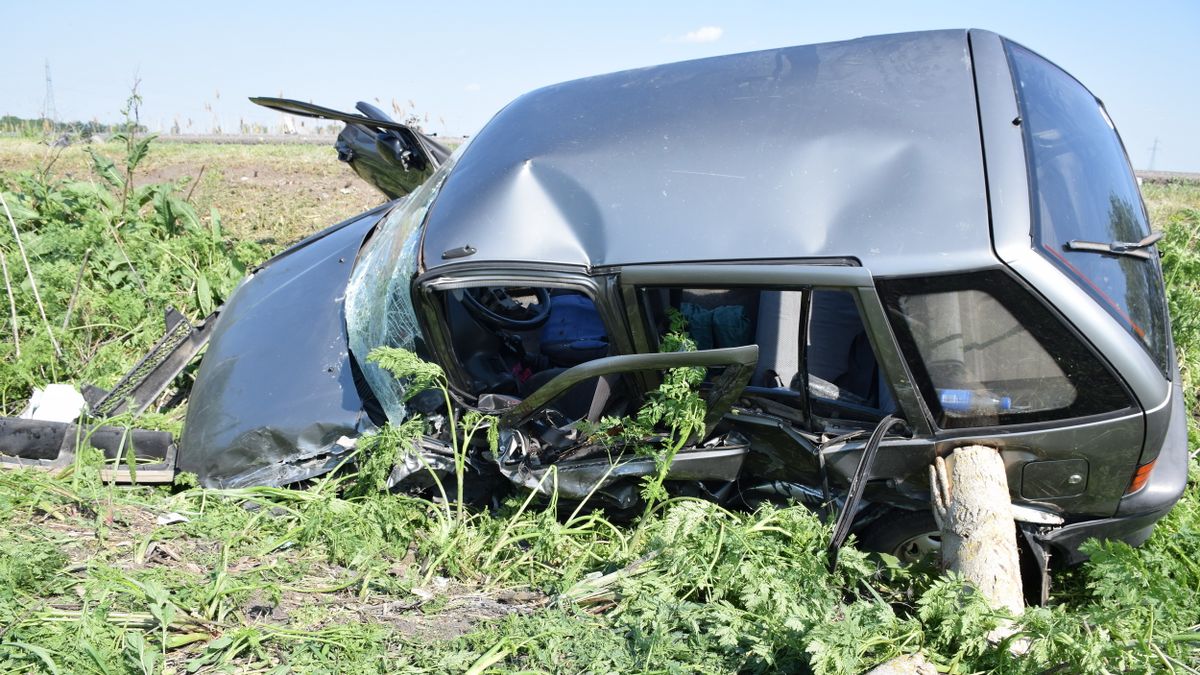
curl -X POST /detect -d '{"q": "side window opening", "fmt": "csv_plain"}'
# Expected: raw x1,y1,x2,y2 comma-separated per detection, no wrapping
807,290,896,413
438,286,618,421
879,270,1133,429
638,285,900,433
435,284,758,465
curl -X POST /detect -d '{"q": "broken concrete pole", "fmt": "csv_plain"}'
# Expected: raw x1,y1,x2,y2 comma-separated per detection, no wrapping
871,446,1026,672
930,445,1024,616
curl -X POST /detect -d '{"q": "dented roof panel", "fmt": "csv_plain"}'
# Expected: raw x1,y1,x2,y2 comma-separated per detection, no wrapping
420,30,994,274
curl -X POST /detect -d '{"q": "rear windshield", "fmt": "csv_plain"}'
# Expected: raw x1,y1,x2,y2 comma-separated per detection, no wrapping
879,271,1132,429
1006,42,1171,374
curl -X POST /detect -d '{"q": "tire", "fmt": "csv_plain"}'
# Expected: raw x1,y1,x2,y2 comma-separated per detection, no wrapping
856,509,941,564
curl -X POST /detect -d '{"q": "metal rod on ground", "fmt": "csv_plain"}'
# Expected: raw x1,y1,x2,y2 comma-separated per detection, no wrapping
0,192,60,357
0,248,19,357
107,220,148,297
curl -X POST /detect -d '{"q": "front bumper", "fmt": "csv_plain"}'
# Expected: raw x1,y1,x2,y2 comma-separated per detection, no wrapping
1041,380,1190,566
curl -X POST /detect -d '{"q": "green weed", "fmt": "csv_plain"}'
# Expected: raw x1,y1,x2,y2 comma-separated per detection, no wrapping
0,128,262,419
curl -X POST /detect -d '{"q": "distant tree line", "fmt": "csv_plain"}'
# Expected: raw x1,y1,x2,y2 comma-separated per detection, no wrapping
0,115,147,138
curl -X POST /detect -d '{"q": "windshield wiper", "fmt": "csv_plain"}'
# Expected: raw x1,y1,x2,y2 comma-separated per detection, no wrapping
1065,231,1163,260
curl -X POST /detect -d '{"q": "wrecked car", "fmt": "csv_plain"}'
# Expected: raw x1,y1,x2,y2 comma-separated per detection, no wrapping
2,29,1186,569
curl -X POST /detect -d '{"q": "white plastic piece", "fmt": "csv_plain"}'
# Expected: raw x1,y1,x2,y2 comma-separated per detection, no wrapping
155,512,190,526
1010,503,1066,525
18,384,86,423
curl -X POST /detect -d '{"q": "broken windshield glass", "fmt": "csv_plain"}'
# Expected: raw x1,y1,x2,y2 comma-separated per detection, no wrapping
346,150,463,425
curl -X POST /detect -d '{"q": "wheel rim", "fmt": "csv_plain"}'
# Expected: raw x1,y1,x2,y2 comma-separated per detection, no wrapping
893,531,941,563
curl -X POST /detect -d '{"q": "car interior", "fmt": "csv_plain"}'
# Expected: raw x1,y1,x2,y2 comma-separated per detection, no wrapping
639,286,898,432
438,286,627,422
436,282,899,436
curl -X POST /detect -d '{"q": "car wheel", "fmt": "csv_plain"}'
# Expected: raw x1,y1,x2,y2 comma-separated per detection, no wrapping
857,509,942,564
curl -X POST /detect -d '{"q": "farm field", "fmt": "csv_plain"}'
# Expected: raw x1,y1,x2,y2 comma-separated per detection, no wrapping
0,138,384,246
0,134,1198,673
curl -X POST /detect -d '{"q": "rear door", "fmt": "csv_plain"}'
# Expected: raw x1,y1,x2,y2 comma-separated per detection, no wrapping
618,263,934,499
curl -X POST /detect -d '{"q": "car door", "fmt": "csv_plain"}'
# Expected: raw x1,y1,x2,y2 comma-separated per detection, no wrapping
617,262,935,509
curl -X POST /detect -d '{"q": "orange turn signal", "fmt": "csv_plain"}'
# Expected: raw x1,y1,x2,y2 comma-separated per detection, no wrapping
1126,460,1156,495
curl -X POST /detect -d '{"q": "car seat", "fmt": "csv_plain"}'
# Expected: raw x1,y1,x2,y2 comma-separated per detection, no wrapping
539,294,609,367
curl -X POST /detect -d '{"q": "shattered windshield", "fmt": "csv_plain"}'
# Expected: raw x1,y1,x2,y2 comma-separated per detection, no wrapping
345,150,462,424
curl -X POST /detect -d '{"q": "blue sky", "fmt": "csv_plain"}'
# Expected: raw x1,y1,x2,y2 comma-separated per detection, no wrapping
2,0,1197,170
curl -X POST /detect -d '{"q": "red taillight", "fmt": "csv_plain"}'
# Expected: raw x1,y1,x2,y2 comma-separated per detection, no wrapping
1126,460,1156,494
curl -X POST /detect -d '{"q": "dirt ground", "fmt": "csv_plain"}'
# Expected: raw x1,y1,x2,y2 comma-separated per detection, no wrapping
33,496,546,656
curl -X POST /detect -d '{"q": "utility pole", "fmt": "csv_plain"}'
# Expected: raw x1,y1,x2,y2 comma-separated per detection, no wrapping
42,60,57,134
1148,137,1159,172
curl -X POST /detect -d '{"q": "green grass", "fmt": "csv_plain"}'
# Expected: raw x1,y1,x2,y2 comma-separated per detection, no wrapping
0,138,1197,673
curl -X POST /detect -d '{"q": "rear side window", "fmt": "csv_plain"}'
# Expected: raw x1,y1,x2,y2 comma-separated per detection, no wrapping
879,271,1132,429
1007,42,1171,374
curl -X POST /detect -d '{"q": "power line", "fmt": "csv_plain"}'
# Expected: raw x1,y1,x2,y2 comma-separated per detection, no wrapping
1148,137,1159,172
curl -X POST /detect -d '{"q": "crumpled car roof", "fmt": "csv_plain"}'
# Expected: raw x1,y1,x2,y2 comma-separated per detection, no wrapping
420,29,995,276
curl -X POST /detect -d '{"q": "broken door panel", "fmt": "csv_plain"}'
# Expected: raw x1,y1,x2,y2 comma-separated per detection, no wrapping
250,97,453,200
483,345,759,505
495,433,749,507
499,345,759,429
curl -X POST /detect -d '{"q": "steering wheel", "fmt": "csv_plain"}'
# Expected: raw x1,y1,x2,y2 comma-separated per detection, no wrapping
461,286,552,330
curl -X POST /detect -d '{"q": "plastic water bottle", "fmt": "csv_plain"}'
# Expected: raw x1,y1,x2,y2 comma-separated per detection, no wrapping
938,388,1012,413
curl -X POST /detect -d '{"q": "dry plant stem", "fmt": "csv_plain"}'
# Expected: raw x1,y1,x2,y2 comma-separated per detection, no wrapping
38,140,67,182
0,191,61,357
185,164,206,202
61,247,91,330
108,220,148,296
0,248,19,357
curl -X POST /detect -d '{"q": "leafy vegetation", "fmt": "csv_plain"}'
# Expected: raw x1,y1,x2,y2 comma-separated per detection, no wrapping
0,102,263,420
0,136,1196,672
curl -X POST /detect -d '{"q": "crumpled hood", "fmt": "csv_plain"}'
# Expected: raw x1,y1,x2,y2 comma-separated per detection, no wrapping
178,208,387,487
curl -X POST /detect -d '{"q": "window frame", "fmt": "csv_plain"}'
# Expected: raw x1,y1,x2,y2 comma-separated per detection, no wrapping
413,266,624,400
617,261,934,437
